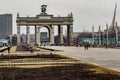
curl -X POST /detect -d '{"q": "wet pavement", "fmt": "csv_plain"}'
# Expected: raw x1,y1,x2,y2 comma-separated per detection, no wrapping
1,46,120,72
46,46,120,72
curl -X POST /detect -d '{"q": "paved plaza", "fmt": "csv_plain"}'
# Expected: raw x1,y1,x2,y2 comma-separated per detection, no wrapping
46,46,120,72
1,46,120,72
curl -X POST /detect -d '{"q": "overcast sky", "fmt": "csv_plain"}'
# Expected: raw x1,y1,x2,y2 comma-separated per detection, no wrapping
0,0,119,34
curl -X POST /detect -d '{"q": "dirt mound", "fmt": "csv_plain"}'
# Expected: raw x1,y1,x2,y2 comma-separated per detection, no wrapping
0,63,120,80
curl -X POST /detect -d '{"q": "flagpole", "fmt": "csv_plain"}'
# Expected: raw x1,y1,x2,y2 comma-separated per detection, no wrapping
92,25,94,46
115,22,118,46
99,26,101,46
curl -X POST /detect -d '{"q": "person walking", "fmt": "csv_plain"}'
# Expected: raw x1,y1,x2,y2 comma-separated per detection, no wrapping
29,46,34,53
86,43,89,50
8,46,11,54
84,42,87,50
29,47,32,53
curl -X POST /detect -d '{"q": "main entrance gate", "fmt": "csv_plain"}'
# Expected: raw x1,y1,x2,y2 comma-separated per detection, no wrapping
16,5,73,45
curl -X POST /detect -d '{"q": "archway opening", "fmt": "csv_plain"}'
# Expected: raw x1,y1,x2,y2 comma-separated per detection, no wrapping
20,26,26,44
29,26,35,45
40,27,50,45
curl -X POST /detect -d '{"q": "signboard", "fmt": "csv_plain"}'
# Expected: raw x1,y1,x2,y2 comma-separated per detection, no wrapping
39,16,51,19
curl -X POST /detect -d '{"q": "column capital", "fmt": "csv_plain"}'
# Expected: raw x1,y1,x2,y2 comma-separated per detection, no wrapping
69,24,73,27
50,25,54,28
26,25,30,27
17,26,20,28
36,26,39,28
36,26,42,29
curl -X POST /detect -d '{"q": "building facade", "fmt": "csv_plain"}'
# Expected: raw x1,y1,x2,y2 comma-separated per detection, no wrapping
16,5,73,46
0,14,12,39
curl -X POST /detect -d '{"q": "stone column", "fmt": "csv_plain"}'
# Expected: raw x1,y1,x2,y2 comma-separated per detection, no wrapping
58,25,63,45
50,25,54,44
35,26,40,45
26,26,30,44
39,27,41,45
67,25,73,46
69,25,73,45
17,26,21,45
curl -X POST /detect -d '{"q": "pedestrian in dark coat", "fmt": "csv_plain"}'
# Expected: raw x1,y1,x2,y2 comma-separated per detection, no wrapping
8,46,11,54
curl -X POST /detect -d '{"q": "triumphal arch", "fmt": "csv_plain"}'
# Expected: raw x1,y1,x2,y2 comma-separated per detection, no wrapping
16,5,73,45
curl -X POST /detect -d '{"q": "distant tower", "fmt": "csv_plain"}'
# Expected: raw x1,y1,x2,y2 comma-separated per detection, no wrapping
109,3,117,31
0,14,12,39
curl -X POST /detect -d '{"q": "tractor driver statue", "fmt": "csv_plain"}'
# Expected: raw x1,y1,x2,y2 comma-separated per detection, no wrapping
41,5,47,14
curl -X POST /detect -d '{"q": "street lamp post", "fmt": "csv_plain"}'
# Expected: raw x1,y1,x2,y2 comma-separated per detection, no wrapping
106,24,109,47
115,22,118,46
98,26,101,46
92,26,94,46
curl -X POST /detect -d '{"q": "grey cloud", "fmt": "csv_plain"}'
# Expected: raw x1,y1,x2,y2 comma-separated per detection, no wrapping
0,0,119,33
